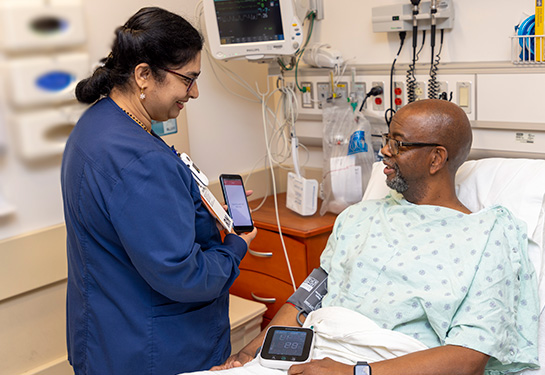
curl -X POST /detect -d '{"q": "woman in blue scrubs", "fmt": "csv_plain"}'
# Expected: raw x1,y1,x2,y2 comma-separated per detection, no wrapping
61,7,257,375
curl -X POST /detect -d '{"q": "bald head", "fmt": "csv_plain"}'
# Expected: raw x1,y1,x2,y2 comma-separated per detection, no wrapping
393,99,472,173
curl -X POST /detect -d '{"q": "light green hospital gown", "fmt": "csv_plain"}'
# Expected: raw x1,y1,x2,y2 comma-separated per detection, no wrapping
320,191,539,374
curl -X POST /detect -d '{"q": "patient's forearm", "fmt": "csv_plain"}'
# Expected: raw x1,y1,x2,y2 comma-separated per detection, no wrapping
288,345,489,375
370,345,489,375
238,303,300,358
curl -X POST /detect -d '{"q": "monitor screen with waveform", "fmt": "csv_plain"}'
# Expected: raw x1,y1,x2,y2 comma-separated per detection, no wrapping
214,0,284,45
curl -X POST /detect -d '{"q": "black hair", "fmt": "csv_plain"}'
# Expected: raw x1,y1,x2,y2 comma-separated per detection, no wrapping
75,7,203,104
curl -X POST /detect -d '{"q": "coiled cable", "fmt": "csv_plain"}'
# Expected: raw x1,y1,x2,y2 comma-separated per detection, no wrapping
427,0,438,99
406,0,421,103
406,30,425,103
428,29,444,99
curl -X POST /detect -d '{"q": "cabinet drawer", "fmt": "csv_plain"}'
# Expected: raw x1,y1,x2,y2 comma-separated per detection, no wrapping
243,229,307,286
230,270,294,322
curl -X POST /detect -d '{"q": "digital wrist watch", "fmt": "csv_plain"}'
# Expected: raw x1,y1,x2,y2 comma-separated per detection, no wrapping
354,361,371,375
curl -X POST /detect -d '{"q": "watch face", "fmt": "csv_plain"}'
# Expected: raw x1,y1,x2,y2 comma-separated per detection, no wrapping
354,363,371,375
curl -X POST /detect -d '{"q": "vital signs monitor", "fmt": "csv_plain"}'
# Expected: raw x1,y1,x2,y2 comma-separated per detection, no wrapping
202,0,304,61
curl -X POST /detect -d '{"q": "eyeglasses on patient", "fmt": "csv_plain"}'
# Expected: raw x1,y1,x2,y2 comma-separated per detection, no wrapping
159,67,197,93
381,133,442,156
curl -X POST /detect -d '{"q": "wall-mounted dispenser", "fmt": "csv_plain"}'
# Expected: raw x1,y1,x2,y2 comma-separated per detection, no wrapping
6,52,89,108
12,104,85,161
0,0,86,52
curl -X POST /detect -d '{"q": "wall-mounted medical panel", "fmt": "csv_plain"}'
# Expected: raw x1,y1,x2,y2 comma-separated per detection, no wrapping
12,104,85,161
284,72,476,121
6,52,89,108
285,74,391,121
0,0,85,52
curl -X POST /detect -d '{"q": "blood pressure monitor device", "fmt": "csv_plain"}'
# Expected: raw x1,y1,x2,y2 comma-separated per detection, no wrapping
259,326,315,370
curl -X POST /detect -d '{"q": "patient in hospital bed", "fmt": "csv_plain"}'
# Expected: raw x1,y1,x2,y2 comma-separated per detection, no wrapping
184,99,540,375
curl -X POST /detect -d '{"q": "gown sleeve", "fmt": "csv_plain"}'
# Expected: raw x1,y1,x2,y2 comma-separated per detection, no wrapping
445,207,539,373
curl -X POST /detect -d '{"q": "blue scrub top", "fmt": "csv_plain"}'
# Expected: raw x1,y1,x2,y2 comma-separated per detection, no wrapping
61,98,247,375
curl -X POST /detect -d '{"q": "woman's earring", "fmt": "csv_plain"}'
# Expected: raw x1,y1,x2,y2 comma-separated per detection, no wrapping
140,87,146,100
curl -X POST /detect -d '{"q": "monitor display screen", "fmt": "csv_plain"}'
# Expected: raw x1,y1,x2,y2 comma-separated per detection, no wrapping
213,0,285,45
203,0,303,60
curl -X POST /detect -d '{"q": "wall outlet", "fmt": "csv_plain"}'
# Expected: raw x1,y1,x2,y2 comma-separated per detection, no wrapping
371,81,385,111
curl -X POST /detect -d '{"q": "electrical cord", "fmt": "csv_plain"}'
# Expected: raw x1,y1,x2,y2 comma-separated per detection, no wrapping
385,31,406,127
195,0,311,293
277,11,316,73
196,1,306,167
358,86,384,112
259,89,297,292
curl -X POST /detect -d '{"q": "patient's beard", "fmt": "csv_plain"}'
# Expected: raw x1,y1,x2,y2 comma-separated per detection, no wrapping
386,162,409,193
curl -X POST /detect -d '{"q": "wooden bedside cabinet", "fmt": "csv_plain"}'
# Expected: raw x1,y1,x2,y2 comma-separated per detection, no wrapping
229,193,337,328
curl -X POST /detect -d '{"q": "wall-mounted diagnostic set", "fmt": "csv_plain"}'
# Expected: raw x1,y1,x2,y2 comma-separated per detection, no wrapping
371,0,454,33
372,0,455,112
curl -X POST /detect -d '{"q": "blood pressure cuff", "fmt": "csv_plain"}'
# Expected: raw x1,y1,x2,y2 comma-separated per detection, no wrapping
287,267,328,315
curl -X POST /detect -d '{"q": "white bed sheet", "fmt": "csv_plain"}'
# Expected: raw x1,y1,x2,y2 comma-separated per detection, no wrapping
179,306,428,375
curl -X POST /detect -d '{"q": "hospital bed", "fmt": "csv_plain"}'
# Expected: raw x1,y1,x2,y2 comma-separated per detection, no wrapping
184,157,545,375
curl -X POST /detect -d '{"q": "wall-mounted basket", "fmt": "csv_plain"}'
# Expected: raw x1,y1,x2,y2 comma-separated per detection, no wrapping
511,35,545,65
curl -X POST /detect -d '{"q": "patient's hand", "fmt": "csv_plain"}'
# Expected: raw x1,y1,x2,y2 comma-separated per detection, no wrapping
210,351,255,371
288,358,352,375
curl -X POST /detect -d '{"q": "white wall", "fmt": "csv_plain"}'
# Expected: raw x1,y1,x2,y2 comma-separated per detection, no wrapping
313,0,534,64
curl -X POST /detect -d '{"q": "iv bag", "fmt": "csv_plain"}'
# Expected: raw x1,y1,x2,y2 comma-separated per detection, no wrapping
320,100,374,215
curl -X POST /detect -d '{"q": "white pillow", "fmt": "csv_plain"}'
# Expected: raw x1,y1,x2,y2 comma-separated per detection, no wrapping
363,158,545,311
